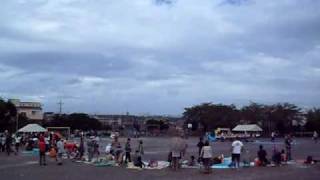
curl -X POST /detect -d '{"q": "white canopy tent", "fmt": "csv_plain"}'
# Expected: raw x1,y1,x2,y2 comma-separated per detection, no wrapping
232,124,263,132
18,124,47,133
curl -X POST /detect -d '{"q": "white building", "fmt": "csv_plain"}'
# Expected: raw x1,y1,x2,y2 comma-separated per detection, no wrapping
9,99,43,121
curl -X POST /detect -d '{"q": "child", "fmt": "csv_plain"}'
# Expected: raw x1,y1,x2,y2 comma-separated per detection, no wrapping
148,159,158,168
281,149,287,162
188,155,196,166
133,150,145,168
272,149,281,166
106,152,114,161
212,155,223,165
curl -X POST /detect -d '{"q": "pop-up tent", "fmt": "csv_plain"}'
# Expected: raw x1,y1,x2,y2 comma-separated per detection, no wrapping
18,124,47,133
232,124,263,132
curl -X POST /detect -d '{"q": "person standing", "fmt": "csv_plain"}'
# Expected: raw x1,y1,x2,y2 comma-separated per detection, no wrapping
5,132,12,156
94,136,100,156
87,137,94,162
56,138,65,165
124,138,132,163
231,137,244,168
313,131,318,143
285,135,292,161
115,144,123,165
0,134,6,152
180,134,188,158
14,135,21,155
271,132,275,142
170,134,184,171
200,141,213,173
197,137,204,162
93,140,100,158
137,140,144,155
44,135,50,152
38,136,47,166
111,136,123,164
78,136,85,160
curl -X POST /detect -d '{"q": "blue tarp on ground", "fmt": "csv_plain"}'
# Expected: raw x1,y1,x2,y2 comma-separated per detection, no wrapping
21,148,39,156
211,157,232,169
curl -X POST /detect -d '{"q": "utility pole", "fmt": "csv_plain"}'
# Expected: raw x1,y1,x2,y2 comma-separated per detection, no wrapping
58,100,64,115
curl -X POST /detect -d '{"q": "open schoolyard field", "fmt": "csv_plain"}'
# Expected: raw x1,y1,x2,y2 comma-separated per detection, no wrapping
1,137,320,180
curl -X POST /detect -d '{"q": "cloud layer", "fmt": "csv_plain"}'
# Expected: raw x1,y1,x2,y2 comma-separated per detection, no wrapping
0,0,319,115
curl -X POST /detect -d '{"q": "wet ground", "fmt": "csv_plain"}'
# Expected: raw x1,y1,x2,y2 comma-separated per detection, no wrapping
0,137,319,180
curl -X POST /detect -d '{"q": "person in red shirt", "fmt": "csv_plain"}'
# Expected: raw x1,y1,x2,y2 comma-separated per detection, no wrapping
39,136,47,166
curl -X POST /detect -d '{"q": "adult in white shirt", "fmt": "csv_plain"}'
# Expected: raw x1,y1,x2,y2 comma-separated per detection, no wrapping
231,137,244,168
170,136,183,171
271,132,275,142
313,131,318,143
14,135,21,154
0,135,5,152
200,141,212,173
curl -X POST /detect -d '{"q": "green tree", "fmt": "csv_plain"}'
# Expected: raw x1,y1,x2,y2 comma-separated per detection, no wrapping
241,102,270,134
17,113,30,130
305,108,320,131
48,113,102,131
0,99,18,132
183,103,240,133
267,103,303,135
241,102,265,124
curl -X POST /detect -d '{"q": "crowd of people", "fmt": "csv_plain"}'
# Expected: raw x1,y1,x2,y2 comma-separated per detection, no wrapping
167,131,319,174
1,129,319,173
0,130,37,156
0,130,72,166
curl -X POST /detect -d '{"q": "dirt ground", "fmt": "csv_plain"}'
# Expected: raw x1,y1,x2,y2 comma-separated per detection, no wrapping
0,137,319,180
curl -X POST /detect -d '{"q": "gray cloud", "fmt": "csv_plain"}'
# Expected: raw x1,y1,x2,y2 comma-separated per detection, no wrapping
0,0,319,115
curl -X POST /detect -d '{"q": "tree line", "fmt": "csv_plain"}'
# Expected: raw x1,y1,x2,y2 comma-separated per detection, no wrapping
1,98,319,135
183,102,320,136
0,98,104,132
0,99,17,132
45,113,103,131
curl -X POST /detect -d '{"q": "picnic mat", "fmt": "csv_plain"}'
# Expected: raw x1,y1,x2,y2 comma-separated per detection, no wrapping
181,164,201,169
127,161,170,170
145,161,170,170
254,140,299,145
21,148,39,156
94,161,116,167
211,157,232,169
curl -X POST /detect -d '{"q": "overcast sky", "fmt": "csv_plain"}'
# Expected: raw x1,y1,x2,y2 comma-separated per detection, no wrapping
0,0,319,115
